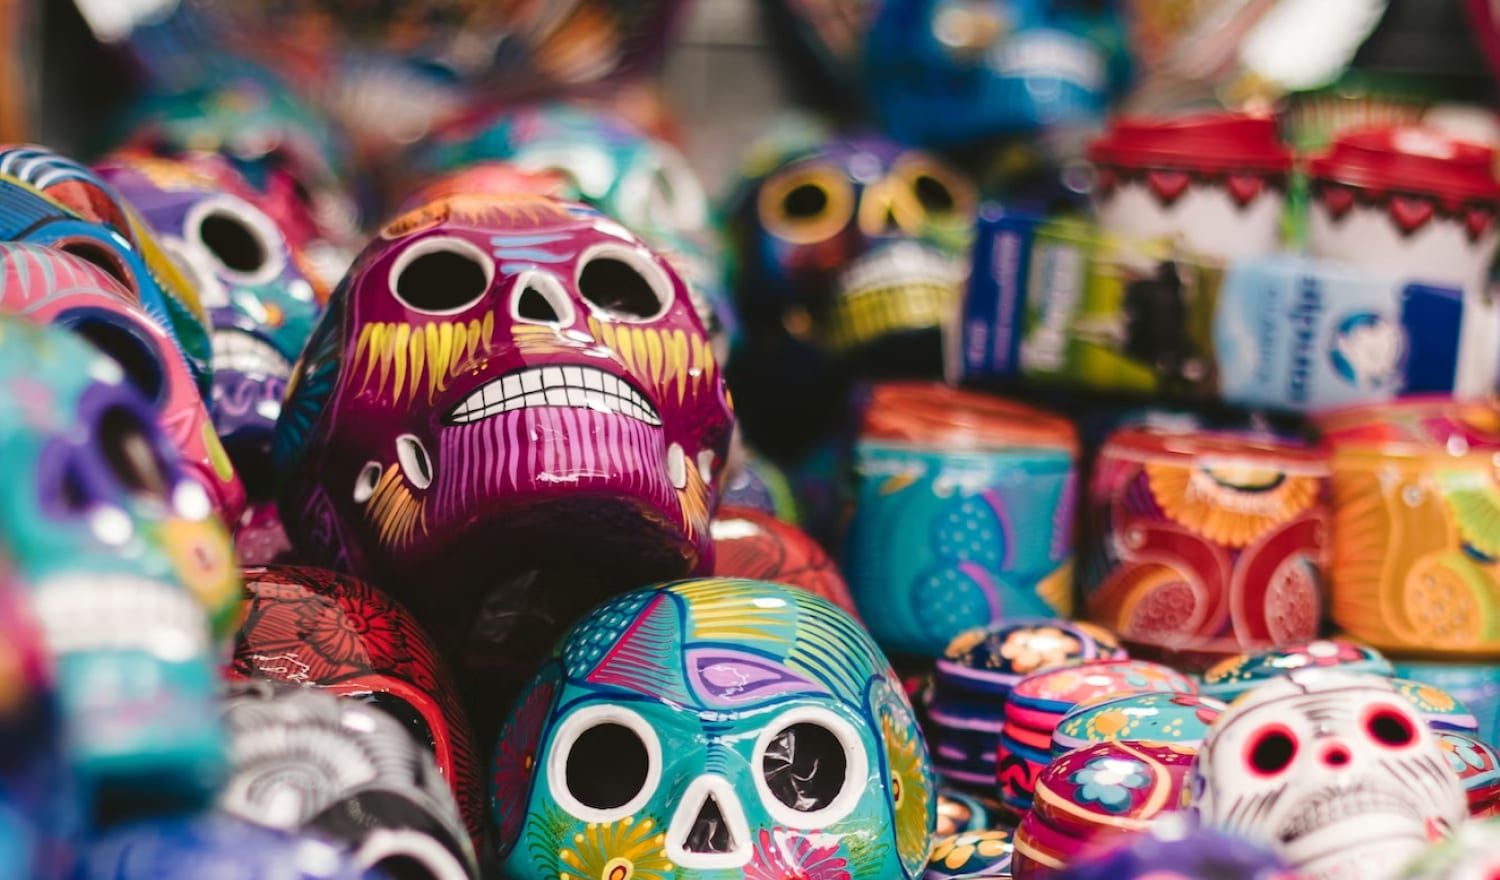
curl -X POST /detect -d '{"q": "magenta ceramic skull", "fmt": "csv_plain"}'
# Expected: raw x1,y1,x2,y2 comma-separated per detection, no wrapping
273,193,734,647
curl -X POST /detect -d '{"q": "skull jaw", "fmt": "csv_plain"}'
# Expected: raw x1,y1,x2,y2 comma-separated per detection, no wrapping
1279,812,1437,880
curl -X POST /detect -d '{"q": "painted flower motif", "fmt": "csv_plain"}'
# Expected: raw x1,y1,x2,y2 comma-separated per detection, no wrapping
559,816,672,880
929,830,1013,871
999,627,1081,675
296,594,406,673
1087,708,1131,739
1071,756,1148,811
883,711,933,874
1203,654,1249,685
744,828,850,880
1145,460,1318,548
491,673,557,852
946,628,988,660
1406,683,1456,712
1440,735,1488,774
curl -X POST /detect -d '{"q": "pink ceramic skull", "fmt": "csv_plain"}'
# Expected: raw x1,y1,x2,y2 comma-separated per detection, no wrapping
274,194,733,648
0,242,245,523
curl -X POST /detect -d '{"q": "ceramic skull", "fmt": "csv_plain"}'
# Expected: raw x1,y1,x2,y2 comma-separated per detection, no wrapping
0,240,245,522
273,194,733,651
730,131,973,362
418,103,708,240
230,565,484,845
121,76,362,289
726,131,974,456
97,153,324,490
1192,669,1467,880
220,680,479,880
0,313,235,804
491,578,936,878
0,144,213,390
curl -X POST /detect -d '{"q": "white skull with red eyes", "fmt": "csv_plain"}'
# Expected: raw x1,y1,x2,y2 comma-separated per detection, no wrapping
1192,670,1466,880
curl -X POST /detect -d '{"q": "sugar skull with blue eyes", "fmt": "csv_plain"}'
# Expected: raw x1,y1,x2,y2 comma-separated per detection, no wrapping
97,153,323,491
0,144,213,392
491,578,935,879
418,103,708,242
0,311,235,806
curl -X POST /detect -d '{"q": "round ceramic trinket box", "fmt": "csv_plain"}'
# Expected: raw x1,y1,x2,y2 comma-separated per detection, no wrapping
1050,691,1226,759
928,619,1126,787
1012,740,1196,878
1199,639,1393,702
996,660,1195,814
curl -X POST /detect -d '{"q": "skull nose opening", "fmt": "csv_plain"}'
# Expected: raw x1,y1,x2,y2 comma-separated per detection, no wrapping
1322,743,1352,768
684,794,733,855
667,775,751,869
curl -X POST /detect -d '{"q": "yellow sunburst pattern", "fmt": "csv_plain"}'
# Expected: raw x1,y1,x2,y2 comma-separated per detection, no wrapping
558,816,673,880
1146,460,1320,548
883,709,934,876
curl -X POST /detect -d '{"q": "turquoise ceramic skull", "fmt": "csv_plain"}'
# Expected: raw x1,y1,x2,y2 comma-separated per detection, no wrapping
491,578,936,878
0,314,231,806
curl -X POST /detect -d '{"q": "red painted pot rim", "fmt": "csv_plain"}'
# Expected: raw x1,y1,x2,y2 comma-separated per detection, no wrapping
1309,127,1500,205
1103,426,1326,469
860,382,1078,452
1087,112,1292,174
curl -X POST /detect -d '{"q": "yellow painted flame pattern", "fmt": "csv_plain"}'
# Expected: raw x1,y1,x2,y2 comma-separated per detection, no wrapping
363,463,427,549
586,317,718,406
352,314,496,404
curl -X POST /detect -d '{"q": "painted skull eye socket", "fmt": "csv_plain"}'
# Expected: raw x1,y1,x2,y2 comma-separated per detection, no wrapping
566,723,649,810
576,246,673,322
892,157,974,227
1366,705,1417,748
753,707,867,829
762,722,849,812
61,314,165,404
759,163,856,245
913,174,957,213
199,212,267,274
187,196,287,284
1245,725,1298,776
56,239,136,294
549,706,662,823
389,236,494,316
97,404,173,502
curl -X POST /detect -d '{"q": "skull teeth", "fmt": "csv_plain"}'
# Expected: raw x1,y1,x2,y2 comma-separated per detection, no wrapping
31,574,210,660
1276,785,1420,845
445,366,662,426
212,329,292,379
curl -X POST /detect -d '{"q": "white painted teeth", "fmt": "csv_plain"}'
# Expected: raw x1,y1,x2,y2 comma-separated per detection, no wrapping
667,443,687,489
837,241,963,301
212,329,292,379
446,366,662,426
31,575,210,661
